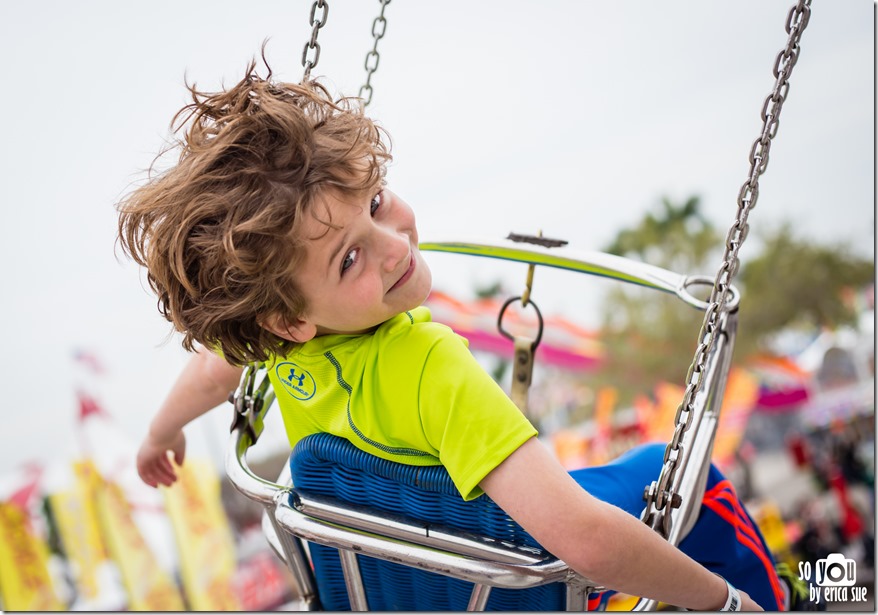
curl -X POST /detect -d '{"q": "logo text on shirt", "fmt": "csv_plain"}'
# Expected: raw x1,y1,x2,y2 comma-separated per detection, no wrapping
276,362,316,401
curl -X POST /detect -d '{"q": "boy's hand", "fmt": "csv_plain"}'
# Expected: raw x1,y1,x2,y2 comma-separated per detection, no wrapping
136,430,186,488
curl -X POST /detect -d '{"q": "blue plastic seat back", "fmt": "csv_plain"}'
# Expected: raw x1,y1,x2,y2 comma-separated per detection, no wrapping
289,433,566,611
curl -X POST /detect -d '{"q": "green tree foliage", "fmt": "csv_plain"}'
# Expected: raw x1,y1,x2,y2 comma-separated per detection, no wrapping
605,196,719,272
736,223,875,357
594,197,874,406
597,196,719,404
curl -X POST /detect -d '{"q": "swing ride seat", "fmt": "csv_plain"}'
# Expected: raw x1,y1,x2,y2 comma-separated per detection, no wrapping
285,431,584,610
226,236,741,611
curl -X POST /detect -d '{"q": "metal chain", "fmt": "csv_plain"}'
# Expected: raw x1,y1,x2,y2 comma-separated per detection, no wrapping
359,0,391,106
643,0,813,538
301,0,329,83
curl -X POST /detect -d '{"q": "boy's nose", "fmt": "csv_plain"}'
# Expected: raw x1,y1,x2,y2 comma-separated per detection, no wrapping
380,229,410,272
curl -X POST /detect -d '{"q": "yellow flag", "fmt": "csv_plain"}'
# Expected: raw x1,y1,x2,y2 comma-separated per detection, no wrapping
0,502,64,610
163,459,240,611
48,460,112,602
95,478,185,611
49,491,99,600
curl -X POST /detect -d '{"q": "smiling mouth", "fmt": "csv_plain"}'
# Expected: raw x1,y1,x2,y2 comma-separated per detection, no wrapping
389,254,416,292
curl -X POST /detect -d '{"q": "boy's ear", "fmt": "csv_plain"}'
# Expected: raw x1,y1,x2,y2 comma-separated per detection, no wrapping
260,314,317,344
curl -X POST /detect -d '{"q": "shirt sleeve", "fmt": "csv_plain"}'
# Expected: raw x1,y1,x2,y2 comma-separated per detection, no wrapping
416,325,538,500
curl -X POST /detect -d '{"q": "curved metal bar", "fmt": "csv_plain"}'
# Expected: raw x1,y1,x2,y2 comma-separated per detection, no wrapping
275,496,575,590
225,371,324,610
678,275,741,312
225,429,285,505
420,237,741,307
291,490,549,566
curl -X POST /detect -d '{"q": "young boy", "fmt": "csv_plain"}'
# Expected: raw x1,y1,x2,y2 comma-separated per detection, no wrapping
118,59,785,611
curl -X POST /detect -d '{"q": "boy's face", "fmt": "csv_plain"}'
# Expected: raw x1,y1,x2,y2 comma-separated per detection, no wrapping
272,187,432,342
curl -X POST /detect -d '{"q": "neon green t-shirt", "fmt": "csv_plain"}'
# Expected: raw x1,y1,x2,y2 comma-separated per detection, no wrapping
265,306,537,500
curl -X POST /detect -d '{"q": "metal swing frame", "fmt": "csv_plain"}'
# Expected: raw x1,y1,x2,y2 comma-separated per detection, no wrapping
226,238,740,611
226,0,812,608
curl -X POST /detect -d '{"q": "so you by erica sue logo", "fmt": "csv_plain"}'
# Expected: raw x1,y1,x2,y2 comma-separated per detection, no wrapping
276,362,316,401
798,553,869,605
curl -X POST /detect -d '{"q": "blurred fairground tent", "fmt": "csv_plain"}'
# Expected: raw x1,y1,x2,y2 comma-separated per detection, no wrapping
424,288,875,470
426,290,605,371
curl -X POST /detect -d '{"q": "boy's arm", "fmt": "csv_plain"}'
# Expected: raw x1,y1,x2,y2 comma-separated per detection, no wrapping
137,348,244,488
480,437,763,611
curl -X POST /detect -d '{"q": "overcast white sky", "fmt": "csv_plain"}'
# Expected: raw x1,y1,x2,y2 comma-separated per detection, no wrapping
0,1,873,475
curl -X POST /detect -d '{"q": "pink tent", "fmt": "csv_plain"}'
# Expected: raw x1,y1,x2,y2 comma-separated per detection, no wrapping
424,290,604,372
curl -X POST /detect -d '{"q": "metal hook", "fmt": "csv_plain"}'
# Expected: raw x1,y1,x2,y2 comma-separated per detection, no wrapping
497,297,544,350
497,297,544,415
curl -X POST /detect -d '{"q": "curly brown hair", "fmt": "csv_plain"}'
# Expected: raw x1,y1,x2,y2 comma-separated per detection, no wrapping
117,57,392,365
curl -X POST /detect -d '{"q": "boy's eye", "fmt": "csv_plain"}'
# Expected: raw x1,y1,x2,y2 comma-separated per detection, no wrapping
341,248,358,274
370,192,382,216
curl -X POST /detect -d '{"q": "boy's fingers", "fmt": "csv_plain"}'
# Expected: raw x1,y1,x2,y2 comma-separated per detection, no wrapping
141,469,162,488
157,455,174,473
154,464,178,485
137,447,185,488
141,458,176,487
137,452,180,488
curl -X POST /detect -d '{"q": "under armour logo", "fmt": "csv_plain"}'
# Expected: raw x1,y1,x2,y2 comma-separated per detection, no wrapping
276,362,316,401
286,368,306,387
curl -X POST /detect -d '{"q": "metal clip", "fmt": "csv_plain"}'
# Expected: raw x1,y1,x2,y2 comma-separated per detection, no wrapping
498,297,543,415
229,364,262,443
510,337,536,412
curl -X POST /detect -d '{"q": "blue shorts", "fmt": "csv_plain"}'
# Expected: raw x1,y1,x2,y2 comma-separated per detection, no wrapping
569,443,786,610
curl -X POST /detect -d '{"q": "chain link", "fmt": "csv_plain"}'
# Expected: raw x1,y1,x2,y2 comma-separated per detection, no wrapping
301,0,329,83
643,0,812,538
359,0,391,106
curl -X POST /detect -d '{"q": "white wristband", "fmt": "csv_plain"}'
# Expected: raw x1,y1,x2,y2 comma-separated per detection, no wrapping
716,575,742,611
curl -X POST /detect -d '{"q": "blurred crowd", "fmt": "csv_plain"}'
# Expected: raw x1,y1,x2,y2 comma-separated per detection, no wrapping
787,415,875,579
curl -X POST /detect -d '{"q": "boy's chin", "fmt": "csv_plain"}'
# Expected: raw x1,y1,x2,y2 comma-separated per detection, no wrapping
410,284,432,311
